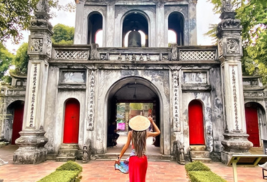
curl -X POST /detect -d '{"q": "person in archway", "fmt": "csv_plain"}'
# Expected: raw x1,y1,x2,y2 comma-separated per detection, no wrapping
116,115,160,182
108,121,120,147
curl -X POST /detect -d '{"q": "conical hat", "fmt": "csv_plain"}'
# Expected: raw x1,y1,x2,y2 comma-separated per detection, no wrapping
129,115,150,131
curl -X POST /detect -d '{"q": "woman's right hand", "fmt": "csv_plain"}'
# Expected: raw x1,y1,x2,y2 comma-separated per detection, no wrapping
148,116,154,123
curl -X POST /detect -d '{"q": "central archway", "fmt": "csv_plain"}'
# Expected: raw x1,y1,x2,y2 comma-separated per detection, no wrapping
106,77,162,154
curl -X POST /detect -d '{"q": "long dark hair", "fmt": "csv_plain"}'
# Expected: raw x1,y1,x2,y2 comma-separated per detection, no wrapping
132,130,147,157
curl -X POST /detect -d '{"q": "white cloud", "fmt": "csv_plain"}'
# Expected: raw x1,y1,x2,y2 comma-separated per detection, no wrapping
5,0,220,53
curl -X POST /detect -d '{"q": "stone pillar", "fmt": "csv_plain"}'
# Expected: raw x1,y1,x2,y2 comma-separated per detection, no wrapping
74,0,85,44
156,3,165,47
106,3,115,47
217,0,252,164
0,98,6,140
188,0,197,45
13,0,52,164
125,103,130,132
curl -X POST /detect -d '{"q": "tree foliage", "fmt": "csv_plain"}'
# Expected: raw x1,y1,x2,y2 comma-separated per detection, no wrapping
0,0,75,43
0,43,14,81
52,24,74,45
13,43,29,75
130,103,143,110
207,0,267,83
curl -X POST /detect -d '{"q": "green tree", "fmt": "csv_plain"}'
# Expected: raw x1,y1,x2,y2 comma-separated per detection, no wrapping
0,43,14,81
0,0,75,43
130,103,143,110
207,0,267,83
12,43,29,75
52,24,75,45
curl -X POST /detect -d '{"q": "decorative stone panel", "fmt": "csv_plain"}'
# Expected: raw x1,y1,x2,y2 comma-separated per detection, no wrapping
55,50,90,60
179,50,216,61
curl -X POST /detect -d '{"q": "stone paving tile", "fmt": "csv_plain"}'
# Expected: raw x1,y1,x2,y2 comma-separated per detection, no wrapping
0,145,266,182
1,159,266,182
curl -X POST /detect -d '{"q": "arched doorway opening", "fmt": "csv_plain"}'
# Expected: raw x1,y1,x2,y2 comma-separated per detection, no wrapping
245,102,264,147
6,100,24,144
88,12,103,46
106,77,161,154
168,12,184,45
63,98,80,144
122,12,149,47
188,100,205,145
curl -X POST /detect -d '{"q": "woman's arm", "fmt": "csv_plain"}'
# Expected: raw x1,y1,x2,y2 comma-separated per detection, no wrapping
117,131,132,162
147,116,160,137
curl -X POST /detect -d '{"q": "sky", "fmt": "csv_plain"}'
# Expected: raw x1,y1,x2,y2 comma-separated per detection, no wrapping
5,0,220,54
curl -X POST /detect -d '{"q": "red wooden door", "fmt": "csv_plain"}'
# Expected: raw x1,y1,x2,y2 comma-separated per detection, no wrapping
11,103,24,144
63,99,80,143
189,100,205,145
245,107,260,147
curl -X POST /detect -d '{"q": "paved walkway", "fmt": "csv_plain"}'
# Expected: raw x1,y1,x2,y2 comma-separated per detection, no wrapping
0,145,266,182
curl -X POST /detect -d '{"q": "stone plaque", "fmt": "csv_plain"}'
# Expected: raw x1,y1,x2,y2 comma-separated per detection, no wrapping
61,71,86,84
183,72,207,84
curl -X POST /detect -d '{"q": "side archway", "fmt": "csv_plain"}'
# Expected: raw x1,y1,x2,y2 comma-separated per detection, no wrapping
63,98,80,144
6,100,24,144
245,102,265,147
188,100,205,145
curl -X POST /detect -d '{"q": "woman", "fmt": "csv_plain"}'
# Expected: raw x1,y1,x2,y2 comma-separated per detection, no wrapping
116,115,160,182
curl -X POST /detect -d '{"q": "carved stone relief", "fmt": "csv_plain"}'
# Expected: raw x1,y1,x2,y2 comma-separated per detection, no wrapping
30,39,43,53
227,39,239,54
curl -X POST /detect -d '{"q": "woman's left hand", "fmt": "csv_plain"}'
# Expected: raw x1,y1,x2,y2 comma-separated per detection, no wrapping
115,159,120,164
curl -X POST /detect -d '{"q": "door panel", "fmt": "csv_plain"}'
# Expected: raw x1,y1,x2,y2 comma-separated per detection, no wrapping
189,100,205,145
245,107,260,147
63,99,80,143
11,104,24,144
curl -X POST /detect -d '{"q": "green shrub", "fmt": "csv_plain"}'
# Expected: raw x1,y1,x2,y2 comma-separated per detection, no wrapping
188,171,226,182
38,161,82,182
56,161,82,172
185,161,211,172
38,171,80,182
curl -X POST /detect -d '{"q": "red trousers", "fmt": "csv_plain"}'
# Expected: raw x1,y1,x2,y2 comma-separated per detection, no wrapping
129,155,148,182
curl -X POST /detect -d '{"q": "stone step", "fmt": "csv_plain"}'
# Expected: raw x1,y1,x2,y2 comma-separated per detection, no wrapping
190,145,206,151
192,158,212,163
56,156,75,162
190,151,210,158
95,153,174,162
59,144,79,150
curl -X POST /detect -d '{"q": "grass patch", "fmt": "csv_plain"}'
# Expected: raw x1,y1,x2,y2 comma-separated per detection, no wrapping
38,161,82,182
188,171,227,182
185,161,211,172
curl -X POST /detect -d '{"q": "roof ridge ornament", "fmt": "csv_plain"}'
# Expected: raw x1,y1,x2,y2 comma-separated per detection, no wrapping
221,0,233,13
